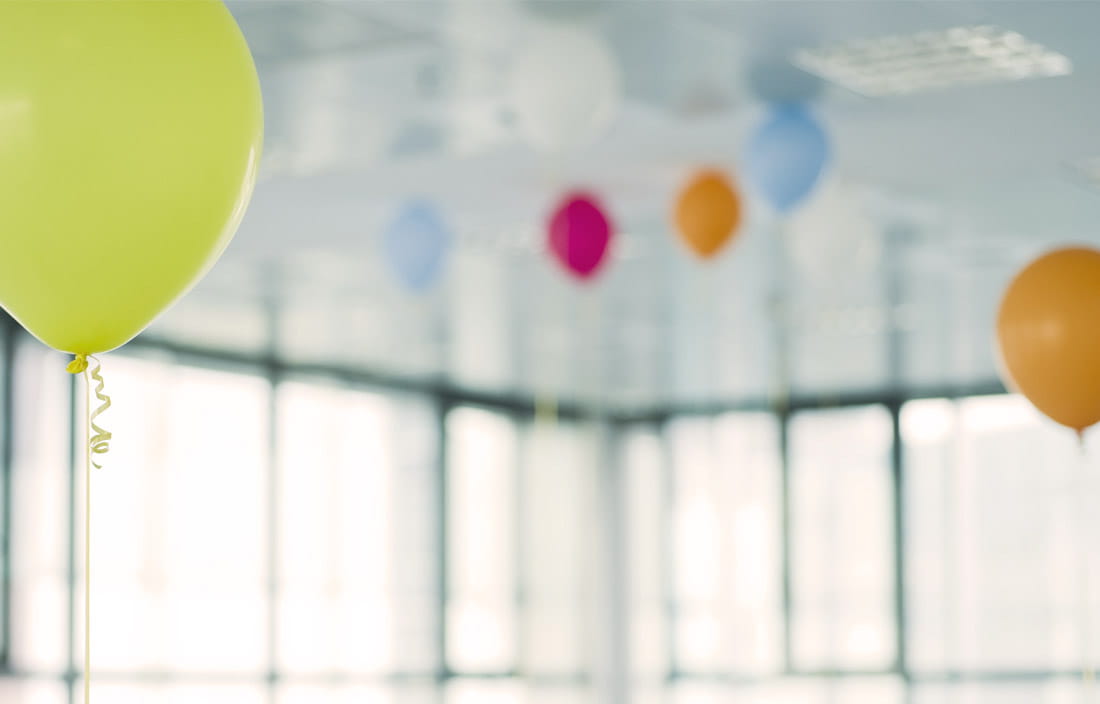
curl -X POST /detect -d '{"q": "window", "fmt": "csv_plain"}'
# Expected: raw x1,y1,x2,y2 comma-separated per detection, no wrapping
445,407,598,702
789,405,895,671
518,417,598,684
668,413,783,676
276,381,439,682
0,329,1090,702
911,679,1086,704
642,406,898,700
5,345,444,702
904,394,1087,674
446,406,519,677
0,678,65,704
623,425,666,698
670,677,904,704
10,342,86,676
84,357,270,678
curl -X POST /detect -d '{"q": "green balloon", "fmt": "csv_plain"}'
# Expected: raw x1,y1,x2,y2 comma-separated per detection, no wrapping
0,0,263,353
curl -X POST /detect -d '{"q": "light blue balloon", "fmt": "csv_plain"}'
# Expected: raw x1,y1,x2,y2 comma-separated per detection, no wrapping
382,200,451,292
743,104,829,214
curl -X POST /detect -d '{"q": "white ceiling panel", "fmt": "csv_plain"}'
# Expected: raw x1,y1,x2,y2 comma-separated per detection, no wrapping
142,0,1100,409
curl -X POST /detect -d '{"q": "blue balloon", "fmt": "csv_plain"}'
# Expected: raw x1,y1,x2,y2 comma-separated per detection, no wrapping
382,200,451,292
743,104,829,214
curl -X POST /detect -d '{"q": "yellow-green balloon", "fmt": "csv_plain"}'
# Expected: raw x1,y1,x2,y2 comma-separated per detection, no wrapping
0,0,263,354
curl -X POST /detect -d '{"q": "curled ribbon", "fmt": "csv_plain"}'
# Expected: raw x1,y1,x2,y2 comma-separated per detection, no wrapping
67,353,112,468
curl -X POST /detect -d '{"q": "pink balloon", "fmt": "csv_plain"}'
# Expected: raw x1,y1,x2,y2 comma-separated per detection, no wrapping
547,192,614,280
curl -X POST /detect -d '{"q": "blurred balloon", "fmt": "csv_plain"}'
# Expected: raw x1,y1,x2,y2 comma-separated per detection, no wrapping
0,0,262,354
674,169,743,259
382,201,452,292
996,247,1100,435
510,25,622,153
786,180,880,285
547,192,614,279
743,104,829,214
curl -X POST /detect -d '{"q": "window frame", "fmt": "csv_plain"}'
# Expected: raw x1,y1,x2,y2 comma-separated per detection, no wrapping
0,315,1063,702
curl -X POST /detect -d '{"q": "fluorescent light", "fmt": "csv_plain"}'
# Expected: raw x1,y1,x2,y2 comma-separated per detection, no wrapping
793,25,1072,97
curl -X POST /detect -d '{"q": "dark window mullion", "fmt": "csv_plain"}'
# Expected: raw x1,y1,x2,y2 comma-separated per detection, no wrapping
265,367,280,702
779,408,794,675
436,398,453,700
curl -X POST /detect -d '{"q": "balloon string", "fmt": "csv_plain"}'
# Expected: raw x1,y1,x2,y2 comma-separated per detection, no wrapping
66,354,111,704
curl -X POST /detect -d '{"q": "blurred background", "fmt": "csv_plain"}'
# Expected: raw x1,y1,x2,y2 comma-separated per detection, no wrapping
4,0,1100,702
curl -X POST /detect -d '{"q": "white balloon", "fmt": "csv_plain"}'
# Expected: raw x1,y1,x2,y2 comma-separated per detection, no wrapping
786,180,881,287
509,25,622,153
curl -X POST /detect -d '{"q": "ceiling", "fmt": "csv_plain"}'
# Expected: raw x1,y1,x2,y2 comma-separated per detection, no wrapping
142,0,1100,411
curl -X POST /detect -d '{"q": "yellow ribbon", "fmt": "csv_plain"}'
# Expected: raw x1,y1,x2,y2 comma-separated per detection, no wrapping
67,353,112,469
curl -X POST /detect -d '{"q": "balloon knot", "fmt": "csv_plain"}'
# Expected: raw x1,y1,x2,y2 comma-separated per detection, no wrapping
69,355,112,469
66,354,88,374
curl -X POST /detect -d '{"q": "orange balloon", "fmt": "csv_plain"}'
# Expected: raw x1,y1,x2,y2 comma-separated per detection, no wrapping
996,246,1100,434
674,169,743,258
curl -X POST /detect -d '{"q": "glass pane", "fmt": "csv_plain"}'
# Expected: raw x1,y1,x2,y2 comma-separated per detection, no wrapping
669,677,902,704
669,412,783,674
277,381,438,674
631,689,666,704
790,405,895,670
79,357,270,673
9,344,70,672
623,427,667,686
668,682,728,704
88,682,266,704
446,407,518,673
521,419,597,676
526,686,591,704
905,394,1087,672
902,398,957,672
827,677,905,704
911,679,1085,704
446,679,522,704
0,678,66,704
276,683,436,704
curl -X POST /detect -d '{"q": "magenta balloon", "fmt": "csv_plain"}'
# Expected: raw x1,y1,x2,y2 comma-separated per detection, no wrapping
547,192,614,279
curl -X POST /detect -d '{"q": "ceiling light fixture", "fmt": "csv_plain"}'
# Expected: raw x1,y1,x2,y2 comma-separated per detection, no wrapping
793,25,1072,97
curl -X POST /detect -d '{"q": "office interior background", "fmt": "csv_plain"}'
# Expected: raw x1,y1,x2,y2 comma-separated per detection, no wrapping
3,1,1100,702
